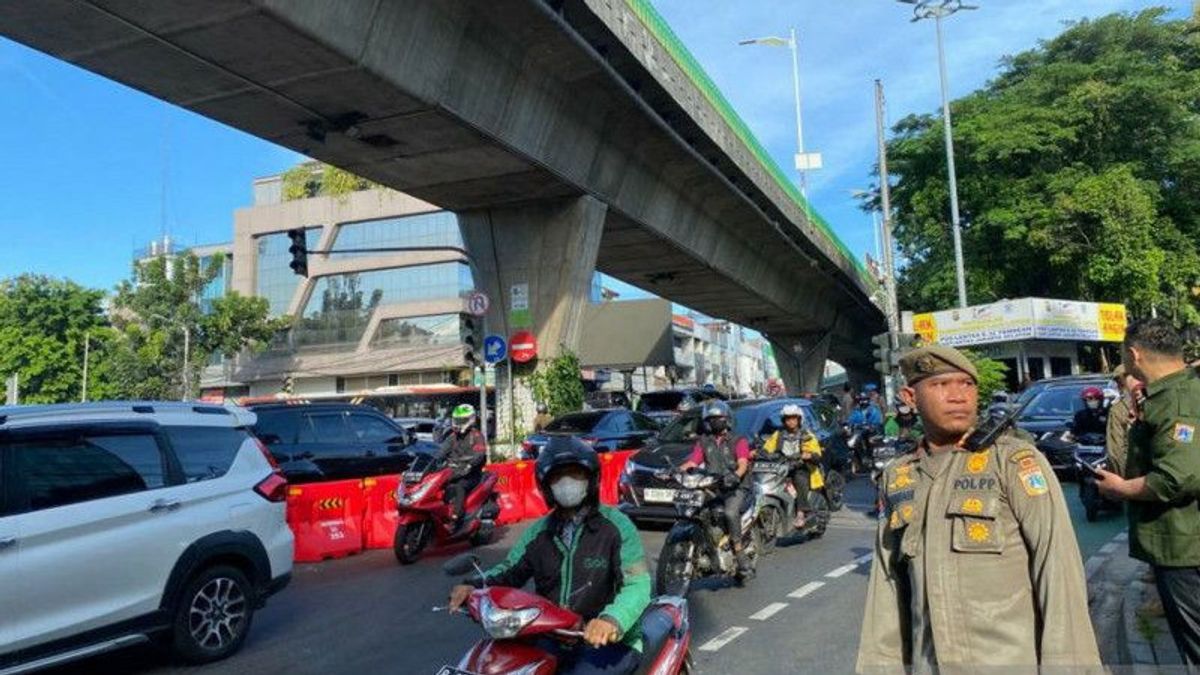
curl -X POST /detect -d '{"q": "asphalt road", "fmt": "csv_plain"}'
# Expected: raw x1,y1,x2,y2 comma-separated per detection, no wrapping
48,472,1126,675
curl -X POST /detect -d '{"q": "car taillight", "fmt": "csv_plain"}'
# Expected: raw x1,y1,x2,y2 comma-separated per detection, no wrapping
254,473,288,503
253,436,281,470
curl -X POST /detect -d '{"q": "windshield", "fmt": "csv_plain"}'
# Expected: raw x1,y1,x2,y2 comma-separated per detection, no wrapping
637,392,686,413
544,412,606,433
1023,387,1085,419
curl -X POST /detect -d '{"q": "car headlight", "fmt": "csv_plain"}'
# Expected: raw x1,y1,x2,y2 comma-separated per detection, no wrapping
479,595,541,639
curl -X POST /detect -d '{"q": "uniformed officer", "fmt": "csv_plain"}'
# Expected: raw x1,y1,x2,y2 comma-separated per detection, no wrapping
1097,319,1200,665
1105,364,1140,478
857,344,1100,673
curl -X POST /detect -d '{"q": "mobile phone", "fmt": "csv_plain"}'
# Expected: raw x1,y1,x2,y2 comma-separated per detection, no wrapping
1075,459,1102,477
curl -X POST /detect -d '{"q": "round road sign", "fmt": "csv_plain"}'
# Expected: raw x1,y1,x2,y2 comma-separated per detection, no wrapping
466,291,490,317
510,330,538,363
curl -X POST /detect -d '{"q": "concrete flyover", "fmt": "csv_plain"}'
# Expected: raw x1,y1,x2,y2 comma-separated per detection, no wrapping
1,0,885,401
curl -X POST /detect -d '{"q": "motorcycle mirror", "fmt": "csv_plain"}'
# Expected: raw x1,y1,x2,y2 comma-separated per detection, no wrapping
442,553,482,577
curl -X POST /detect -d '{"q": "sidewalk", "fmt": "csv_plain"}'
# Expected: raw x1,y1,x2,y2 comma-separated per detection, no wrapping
1086,530,1188,672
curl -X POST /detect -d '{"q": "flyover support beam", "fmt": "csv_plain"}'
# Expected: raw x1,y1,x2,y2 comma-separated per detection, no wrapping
460,195,607,448
768,332,830,395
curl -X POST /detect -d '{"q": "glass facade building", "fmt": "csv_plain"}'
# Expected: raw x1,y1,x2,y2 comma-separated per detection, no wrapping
331,211,461,256
198,253,231,314
256,227,321,316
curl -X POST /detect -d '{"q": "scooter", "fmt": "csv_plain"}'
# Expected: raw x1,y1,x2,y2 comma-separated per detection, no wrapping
437,553,692,675
844,424,882,475
654,469,760,596
1073,433,1121,522
750,452,829,554
393,453,500,565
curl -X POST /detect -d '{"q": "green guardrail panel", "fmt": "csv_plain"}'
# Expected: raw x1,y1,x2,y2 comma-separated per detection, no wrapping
622,0,876,289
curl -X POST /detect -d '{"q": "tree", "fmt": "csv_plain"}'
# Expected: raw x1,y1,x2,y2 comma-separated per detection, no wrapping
962,351,1009,409
876,9,1200,324
281,161,378,201
0,275,116,403
108,253,288,399
528,349,586,418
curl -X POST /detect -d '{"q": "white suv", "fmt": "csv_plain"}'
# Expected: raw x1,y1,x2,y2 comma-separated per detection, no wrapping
0,402,294,673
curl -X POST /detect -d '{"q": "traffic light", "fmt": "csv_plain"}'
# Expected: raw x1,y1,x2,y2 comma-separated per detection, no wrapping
872,333,892,380
462,316,481,366
287,229,308,277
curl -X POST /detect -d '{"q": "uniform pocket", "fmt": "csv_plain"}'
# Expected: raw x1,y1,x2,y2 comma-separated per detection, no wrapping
947,492,1003,554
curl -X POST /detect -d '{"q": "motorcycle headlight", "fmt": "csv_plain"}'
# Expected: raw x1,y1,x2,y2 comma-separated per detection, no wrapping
398,480,434,505
678,473,714,490
479,595,541,639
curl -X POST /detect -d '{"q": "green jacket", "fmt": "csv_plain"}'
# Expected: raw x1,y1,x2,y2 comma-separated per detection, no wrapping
1127,367,1200,567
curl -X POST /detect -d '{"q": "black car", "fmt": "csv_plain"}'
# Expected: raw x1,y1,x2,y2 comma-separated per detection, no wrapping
249,402,437,483
521,409,660,459
618,398,850,523
1014,375,1114,476
635,388,728,427
585,390,632,410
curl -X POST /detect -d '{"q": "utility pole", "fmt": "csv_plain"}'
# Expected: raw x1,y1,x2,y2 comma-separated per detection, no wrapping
81,331,90,402
875,79,902,403
181,325,191,401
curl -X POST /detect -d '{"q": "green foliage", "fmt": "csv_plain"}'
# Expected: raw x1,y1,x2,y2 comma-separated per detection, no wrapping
527,349,586,418
0,275,115,403
878,9,1200,324
281,161,377,202
962,351,1009,410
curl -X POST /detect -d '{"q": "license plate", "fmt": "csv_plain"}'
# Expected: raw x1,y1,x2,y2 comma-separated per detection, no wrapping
752,464,780,473
403,471,423,483
643,488,676,503
436,668,477,675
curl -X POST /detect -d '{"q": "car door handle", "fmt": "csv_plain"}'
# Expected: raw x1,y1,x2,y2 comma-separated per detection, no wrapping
149,499,182,513
0,537,16,551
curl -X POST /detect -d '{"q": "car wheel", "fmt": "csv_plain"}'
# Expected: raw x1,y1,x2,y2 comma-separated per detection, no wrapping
171,565,255,664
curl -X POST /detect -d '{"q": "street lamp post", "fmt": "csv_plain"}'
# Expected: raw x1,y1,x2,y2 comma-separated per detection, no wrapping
899,0,976,309
739,29,822,200
151,313,191,400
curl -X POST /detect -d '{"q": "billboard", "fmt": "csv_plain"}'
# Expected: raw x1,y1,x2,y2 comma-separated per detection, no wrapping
909,298,1126,348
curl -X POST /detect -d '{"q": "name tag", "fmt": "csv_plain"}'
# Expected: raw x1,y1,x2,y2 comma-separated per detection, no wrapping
953,476,997,491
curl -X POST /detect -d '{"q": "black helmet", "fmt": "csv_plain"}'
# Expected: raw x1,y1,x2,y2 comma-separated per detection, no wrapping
701,400,732,434
535,436,600,507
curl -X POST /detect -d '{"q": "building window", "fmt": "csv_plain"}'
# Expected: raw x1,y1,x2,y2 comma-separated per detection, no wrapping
336,377,346,393
256,228,321,316
331,212,462,257
388,373,399,387
293,263,473,348
198,253,231,314
372,313,464,348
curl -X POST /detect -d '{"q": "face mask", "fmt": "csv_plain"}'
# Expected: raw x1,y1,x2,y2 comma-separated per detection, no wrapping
1086,400,1100,410
708,418,729,433
550,475,589,508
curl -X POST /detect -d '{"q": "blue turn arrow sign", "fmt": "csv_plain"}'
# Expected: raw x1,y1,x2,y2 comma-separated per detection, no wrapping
483,335,507,364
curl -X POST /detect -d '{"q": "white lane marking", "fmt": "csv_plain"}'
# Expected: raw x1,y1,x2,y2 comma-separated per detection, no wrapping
749,602,789,621
699,626,749,652
1099,542,1118,555
788,581,825,599
826,563,858,578
854,553,874,565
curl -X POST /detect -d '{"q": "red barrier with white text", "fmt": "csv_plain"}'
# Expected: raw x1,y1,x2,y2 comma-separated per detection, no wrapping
360,475,401,550
286,479,365,562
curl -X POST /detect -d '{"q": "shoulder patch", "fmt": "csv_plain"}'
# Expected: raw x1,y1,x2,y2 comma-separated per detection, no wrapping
1008,449,1037,464
1173,423,1196,443
1018,464,1049,497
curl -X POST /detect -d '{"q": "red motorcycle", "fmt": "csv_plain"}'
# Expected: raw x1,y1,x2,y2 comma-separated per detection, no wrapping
436,554,692,675
393,453,499,564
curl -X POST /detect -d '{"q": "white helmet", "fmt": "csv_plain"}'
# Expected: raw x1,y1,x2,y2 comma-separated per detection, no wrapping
780,404,804,419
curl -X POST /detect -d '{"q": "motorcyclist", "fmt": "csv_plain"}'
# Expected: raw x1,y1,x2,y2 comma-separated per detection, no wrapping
1070,386,1108,437
883,403,921,440
436,404,488,530
848,394,884,430
533,402,553,433
448,437,651,674
678,400,754,578
760,404,825,530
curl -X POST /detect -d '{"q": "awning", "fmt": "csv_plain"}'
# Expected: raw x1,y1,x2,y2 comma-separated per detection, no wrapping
578,298,676,371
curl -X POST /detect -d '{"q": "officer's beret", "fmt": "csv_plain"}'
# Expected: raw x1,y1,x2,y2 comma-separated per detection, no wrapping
899,343,979,386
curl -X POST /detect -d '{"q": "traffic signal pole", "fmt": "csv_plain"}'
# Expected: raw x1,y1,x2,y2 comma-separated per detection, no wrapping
875,80,903,405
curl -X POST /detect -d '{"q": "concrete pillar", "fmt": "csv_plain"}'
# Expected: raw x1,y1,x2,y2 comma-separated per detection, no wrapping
768,333,830,395
459,196,607,447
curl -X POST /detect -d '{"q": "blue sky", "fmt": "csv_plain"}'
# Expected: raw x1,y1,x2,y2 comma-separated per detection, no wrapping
0,0,1187,295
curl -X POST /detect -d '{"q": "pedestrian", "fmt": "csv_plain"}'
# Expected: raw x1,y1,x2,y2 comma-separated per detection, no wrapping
857,344,1099,673
838,383,854,423
1105,364,1140,478
1096,318,1200,665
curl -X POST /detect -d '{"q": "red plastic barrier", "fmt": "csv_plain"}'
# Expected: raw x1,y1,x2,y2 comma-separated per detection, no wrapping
486,461,528,525
598,450,635,506
286,479,365,563
519,459,550,520
361,475,401,550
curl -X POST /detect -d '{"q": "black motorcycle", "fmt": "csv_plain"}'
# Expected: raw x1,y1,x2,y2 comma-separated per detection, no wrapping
1072,432,1121,521
654,469,761,596
844,424,882,475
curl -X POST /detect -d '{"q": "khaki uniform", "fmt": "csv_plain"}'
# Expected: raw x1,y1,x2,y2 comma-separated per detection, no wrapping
1106,395,1132,478
857,431,1100,673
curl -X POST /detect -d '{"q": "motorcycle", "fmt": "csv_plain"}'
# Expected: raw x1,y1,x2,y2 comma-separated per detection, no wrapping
654,469,761,596
1072,432,1121,522
750,452,834,554
844,424,882,475
437,553,692,675
393,452,500,564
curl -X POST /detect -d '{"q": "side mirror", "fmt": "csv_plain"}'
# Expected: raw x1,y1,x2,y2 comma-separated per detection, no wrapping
443,553,482,577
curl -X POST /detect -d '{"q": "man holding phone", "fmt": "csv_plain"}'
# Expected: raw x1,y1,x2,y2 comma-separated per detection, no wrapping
1097,319,1200,665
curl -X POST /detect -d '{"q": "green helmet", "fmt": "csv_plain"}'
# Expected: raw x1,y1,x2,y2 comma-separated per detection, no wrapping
452,404,476,432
